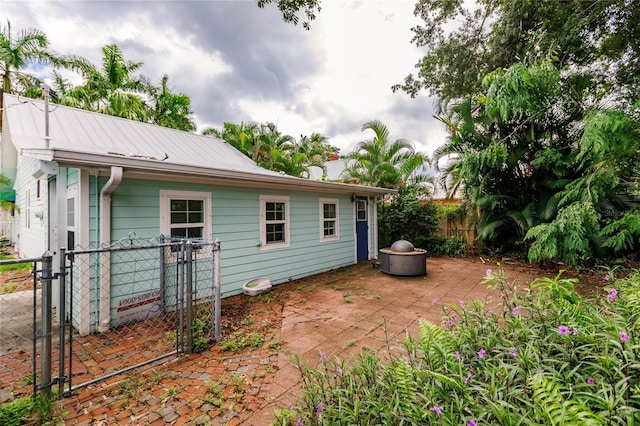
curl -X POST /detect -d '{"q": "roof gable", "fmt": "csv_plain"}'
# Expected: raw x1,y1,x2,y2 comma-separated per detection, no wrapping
2,93,275,176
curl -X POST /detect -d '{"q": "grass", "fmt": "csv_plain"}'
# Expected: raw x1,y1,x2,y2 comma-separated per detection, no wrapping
0,255,32,272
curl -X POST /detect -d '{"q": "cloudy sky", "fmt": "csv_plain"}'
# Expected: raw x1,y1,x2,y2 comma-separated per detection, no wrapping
3,0,448,157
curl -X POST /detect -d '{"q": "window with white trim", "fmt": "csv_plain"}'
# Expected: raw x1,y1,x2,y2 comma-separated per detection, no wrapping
24,189,31,229
259,195,290,249
320,198,339,241
67,198,76,248
160,190,212,240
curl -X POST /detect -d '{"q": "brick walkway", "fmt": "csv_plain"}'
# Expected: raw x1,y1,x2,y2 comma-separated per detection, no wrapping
50,256,538,425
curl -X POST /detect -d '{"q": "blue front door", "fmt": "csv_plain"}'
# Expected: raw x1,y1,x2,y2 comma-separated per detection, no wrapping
356,198,368,261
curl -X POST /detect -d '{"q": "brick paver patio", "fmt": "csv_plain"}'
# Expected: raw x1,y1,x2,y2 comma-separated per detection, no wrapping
51,256,538,425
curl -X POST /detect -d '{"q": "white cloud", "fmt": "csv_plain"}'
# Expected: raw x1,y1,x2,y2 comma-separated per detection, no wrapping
4,0,448,157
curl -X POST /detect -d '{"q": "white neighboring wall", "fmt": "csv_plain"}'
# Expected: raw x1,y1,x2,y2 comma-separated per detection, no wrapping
12,155,48,258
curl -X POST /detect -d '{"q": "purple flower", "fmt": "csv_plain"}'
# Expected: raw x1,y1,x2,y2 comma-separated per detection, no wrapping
317,402,324,414
511,306,521,315
320,352,326,361
508,347,517,358
486,268,492,276
452,313,460,320
607,288,618,302
572,327,579,336
431,406,444,417
620,331,630,342
297,419,303,426
587,377,594,385
464,371,473,384
467,421,477,426
605,274,611,281
404,355,410,362
431,299,437,307
477,348,486,359
445,318,454,327
558,325,570,335
459,300,465,308
455,351,461,361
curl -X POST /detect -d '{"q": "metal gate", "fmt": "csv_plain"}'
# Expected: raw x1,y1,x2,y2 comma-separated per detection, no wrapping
0,236,221,400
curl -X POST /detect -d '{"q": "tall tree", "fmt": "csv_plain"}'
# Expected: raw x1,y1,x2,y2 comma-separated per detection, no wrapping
435,60,640,265
394,0,640,109
145,74,196,132
0,20,60,129
342,120,429,189
68,44,148,121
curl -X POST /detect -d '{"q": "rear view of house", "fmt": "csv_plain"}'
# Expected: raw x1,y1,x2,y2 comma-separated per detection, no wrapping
0,93,393,334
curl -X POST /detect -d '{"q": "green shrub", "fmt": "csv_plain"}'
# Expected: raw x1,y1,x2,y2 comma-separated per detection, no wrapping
284,268,640,424
378,187,445,252
0,397,34,426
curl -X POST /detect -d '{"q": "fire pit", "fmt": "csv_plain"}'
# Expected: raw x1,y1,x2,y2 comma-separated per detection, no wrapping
379,240,427,276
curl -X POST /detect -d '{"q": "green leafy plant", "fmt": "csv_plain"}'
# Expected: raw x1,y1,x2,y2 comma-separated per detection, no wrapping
0,397,34,426
283,268,640,424
191,305,213,353
220,332,265,354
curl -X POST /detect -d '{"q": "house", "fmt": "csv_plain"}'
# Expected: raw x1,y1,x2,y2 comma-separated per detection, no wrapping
1,93,394,332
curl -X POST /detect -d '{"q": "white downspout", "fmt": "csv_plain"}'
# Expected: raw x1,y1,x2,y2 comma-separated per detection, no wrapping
97,166,123,333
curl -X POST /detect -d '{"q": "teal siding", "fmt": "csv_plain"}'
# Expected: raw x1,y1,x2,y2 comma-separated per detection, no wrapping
88,175,101,245
66,168,78,187
103,178,357,302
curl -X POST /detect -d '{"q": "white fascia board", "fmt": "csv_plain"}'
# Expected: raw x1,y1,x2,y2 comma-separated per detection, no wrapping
22,148,396,197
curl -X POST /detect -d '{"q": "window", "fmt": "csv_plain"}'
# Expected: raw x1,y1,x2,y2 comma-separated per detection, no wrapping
160,190,212,240
320,198,339,241
356,199,367,221
24,189,31,229
36,180,41,199
260,195,290,249
67,197,76,248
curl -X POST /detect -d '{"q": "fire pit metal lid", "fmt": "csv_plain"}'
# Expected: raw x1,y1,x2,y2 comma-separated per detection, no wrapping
390,239,415,252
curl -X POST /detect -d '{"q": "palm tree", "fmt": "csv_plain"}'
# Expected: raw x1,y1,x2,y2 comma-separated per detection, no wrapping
342,120,429,189
271,151,311,178
203,122,261,160
255,122,296,169
146,74,196,132
68,44,148,121
0,20,60,129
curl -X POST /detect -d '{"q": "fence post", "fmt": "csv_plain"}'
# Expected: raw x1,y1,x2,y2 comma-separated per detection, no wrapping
58,248,67,396
185,240,193,354
177,241,184,352
40,251,53,396
213,239,221,341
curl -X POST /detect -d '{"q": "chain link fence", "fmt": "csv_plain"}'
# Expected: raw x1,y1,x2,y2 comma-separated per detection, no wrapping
0,256,46,402
0,236,221,401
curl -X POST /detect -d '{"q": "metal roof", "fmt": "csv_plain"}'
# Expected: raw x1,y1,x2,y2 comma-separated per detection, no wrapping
2,94,394,196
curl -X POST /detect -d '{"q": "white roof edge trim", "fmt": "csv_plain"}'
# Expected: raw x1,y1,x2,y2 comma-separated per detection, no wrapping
22,148,396,196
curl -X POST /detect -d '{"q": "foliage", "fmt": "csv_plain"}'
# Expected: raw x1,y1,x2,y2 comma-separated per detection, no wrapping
191,305,214,353
0,396,34,426
0,390,60,425
394,0,640,108
433,59,640,265
284,268,640,424
378,186,466,256
220,331,265,354
0,19,60,96
1,19,197,133
378,186,439,249
203,121,337,178
342,120,429,189
256,0,322,30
